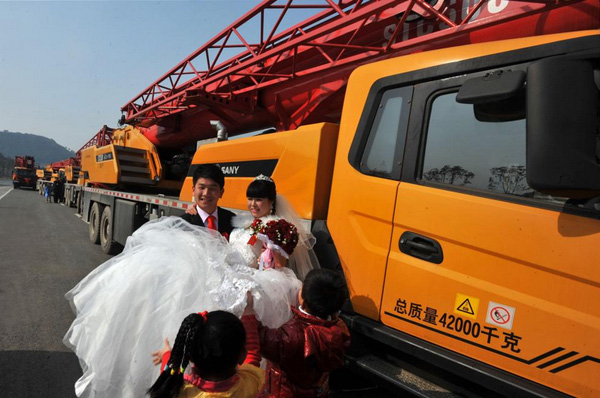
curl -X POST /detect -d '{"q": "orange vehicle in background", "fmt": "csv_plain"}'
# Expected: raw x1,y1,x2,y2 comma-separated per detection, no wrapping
12,155,37,189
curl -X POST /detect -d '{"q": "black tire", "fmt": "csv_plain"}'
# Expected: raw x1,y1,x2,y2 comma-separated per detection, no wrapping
89,202,102,244
100,206,120,254
76,193,82,214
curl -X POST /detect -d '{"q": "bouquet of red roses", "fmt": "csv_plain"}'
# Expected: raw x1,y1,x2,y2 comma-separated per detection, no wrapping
246,218,299,270
259,219,299,256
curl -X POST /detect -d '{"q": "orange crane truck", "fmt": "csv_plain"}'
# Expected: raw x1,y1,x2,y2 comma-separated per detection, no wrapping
12,155,37,189
63,1,599,395
177,30,600,398
36,158,79,200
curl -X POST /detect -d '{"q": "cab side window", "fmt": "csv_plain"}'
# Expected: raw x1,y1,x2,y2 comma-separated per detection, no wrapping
359,86,411,178
420,90,566,206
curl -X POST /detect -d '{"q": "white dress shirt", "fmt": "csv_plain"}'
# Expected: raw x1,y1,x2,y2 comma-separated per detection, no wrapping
196,205,219,229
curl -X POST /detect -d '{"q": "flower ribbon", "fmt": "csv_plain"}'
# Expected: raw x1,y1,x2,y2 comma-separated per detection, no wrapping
259,243,275,271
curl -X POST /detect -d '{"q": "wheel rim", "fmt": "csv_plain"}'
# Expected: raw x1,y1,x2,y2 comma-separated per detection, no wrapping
102,218,109,243
90,206,99,240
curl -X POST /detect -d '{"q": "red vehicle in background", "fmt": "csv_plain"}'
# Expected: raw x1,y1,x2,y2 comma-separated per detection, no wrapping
12,155,37,189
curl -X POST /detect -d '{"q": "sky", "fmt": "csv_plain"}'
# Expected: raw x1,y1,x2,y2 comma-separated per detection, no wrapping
0,0,309,152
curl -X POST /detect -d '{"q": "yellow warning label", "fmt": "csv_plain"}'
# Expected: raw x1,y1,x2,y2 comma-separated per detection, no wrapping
454,293,479,320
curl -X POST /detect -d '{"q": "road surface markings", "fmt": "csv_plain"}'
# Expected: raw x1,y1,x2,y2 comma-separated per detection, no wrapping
0,188,13,201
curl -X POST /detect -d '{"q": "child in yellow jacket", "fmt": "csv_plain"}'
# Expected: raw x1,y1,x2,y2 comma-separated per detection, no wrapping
149,310,263,398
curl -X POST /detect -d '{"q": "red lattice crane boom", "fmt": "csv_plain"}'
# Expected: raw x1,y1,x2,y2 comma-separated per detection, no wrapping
117,0,597,151
76,125,114,163
51,157,78,169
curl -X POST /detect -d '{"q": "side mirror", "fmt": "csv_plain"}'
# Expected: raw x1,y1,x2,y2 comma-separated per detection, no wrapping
457,69,525,104
526,56,600,199
457,69,526,122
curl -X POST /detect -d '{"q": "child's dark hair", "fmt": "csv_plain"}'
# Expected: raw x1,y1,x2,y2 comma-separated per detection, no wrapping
246,177,277,214
147,311,246,398
192,164,225,188
301,269,348,319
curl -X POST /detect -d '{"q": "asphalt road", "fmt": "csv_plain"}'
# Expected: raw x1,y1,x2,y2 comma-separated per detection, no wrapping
0,180,112,397
0,179,395,398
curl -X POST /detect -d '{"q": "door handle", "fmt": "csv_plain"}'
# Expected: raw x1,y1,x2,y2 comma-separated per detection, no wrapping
399,232,444,264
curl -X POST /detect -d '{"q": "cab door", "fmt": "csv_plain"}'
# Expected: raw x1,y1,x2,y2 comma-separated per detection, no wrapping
379,61,600,397
328,85,412,320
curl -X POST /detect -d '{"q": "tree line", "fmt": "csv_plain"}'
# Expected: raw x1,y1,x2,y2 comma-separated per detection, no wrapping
423,164,531,195
0,153,15,178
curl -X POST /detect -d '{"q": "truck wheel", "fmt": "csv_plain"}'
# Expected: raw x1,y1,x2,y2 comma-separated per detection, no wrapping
76,193,82,214
100,206,120,254
89,202,102,244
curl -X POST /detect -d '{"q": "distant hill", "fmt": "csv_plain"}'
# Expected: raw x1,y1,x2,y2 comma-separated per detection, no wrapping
0,130,75,169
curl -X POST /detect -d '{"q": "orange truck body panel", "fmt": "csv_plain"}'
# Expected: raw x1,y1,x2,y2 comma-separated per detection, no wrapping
181,123,339,221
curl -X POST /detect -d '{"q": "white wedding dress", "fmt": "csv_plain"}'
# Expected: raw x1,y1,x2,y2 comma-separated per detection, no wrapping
64,215,304,398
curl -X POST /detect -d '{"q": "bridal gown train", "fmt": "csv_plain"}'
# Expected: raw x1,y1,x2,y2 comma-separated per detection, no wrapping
64,216,302,398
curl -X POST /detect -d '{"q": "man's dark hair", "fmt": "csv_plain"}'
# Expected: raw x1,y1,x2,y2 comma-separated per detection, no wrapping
301,269,348,319
192,164,225,188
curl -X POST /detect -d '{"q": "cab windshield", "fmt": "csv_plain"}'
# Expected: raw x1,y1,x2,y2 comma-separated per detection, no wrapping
15,169,36,177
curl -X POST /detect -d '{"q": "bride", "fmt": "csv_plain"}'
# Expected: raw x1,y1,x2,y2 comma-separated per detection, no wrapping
63,174,319,398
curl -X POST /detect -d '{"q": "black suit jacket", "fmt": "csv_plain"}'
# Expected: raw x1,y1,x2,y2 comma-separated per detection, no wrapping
180,207,235,236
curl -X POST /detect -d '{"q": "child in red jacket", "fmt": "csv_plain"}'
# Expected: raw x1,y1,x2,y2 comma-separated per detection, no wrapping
257,268,351,398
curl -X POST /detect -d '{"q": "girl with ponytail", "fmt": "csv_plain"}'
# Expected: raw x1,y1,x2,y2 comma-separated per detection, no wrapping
148,310,263,398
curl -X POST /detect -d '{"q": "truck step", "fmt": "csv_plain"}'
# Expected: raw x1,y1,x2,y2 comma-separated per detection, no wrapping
120,165,151,174
114,146,147,155
347,354,460,398
118,155,149,165
120,176,155,185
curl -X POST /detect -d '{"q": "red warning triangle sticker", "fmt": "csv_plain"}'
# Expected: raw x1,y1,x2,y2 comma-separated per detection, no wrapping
457,299,475,315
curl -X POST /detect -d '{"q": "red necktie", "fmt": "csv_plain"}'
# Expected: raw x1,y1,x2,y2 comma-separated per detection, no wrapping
206,215,217,231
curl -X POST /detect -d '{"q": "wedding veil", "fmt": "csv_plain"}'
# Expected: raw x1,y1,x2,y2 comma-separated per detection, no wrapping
274,193,320,280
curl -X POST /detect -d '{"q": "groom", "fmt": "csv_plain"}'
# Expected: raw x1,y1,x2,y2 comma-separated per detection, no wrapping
181,164,235,238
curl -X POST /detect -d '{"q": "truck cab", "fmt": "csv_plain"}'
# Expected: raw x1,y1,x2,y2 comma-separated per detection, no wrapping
12,167,38,189
327,31,600,397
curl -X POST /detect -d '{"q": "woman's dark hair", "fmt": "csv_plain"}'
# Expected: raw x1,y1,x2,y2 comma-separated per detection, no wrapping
301,269,348,319
147,311,246,398
192,164,225,188
246,178,277,214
